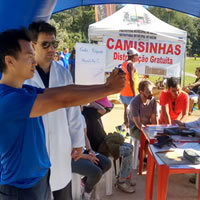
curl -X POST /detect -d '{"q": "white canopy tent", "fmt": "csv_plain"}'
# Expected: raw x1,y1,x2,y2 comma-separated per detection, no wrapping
88,5,187,78
88,4,187,42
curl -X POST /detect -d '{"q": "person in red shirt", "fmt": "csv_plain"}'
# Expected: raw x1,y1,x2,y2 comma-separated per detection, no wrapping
159,77,189,124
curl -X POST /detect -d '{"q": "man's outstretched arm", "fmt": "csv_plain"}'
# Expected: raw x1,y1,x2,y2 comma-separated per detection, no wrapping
30,69,125,118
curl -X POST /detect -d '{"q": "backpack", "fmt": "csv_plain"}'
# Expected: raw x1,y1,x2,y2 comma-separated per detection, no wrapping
98,132,125,160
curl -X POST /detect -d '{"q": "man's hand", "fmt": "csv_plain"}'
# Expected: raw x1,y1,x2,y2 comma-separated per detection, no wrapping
88,149,96,156
105,68,126,93
172,120,185,127
88,154,99,164
182,87,190,93
71,147,83,161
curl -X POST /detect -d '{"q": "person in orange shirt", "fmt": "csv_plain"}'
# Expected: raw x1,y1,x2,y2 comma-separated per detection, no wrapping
116,48,139,133
159,77,189,124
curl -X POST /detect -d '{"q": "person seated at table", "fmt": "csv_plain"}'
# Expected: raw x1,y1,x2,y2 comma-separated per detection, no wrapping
128,80,158,140
82,97,136,193
182,67,200,114
159,77,189,125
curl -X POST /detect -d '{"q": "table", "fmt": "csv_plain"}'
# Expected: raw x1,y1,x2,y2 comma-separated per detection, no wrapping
139,125,175,175
139,126,157,175
139,125,200,175
145,143,200,200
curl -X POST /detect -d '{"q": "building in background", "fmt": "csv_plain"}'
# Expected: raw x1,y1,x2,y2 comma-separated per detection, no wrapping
95,4,116,22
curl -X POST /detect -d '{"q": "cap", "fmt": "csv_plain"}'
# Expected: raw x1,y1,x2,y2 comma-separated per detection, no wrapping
127,48,140,56
95,97,113,108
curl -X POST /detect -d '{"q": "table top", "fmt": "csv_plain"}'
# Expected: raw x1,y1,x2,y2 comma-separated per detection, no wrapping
142,125,200,143
149,142,200,169
142,125,173,140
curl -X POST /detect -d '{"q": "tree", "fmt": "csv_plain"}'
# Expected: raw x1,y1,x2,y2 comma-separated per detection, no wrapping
116,4,124,11
50,6,95,51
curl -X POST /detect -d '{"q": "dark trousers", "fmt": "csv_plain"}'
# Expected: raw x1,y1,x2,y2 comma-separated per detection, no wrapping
0,170,50,200
53,181,72,200
72,154,111,193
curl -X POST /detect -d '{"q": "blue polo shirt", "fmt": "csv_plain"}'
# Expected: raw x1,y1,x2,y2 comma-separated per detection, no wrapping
0,84,50,188
60,51,71,69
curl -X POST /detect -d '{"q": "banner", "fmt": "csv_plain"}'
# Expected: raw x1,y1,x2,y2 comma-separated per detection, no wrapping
104,36,186,77
75,43,106,85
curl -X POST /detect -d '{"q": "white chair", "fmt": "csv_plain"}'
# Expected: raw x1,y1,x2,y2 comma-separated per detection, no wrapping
72,173,81,200
95,157,114,199
105,158,114,195
72,159,114,200
129,135,140,170
127,106,140,170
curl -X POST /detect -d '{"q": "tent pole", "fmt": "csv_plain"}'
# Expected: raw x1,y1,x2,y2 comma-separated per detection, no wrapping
182,49,186,86
134,6,138,26
182,33,187,87
88,34,91,43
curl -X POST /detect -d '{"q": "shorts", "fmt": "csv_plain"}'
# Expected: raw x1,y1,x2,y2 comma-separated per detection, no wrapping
120,95,133,105
189,93,199,103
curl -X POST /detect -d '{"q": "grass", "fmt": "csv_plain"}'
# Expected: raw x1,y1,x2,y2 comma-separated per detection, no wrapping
148,57,200,86
183,75,196,86
185,57,200,74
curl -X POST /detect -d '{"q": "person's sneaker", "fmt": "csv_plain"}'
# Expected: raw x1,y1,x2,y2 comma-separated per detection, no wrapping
82,191,93,200
115,124,128,137
115,180,135,193
116,125,125,132
126,172,136,186
126,179,136,187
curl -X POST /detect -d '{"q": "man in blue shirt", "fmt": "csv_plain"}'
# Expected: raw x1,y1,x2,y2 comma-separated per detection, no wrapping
0,28,125,200
60,47,70,70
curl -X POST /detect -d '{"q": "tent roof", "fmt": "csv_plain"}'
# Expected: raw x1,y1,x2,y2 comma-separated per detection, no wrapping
0,0,199,32
53,0,200,18
88,4,187,42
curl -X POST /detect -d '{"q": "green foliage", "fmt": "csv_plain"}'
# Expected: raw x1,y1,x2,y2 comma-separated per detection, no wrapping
50,6,95,51
194,53,198,60
145,8,200,85
149,75,161,84
185,57,200,74
184,75,196,86
116,4,124,11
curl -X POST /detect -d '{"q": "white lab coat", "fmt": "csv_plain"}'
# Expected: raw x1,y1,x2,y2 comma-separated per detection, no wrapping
25,61,85,191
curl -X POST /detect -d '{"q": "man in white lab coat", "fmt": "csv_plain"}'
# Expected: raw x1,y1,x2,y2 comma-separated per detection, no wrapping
26,21,84,200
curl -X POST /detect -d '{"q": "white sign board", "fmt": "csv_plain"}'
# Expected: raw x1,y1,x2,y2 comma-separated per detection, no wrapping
75,43,106,85
104,36,186,77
